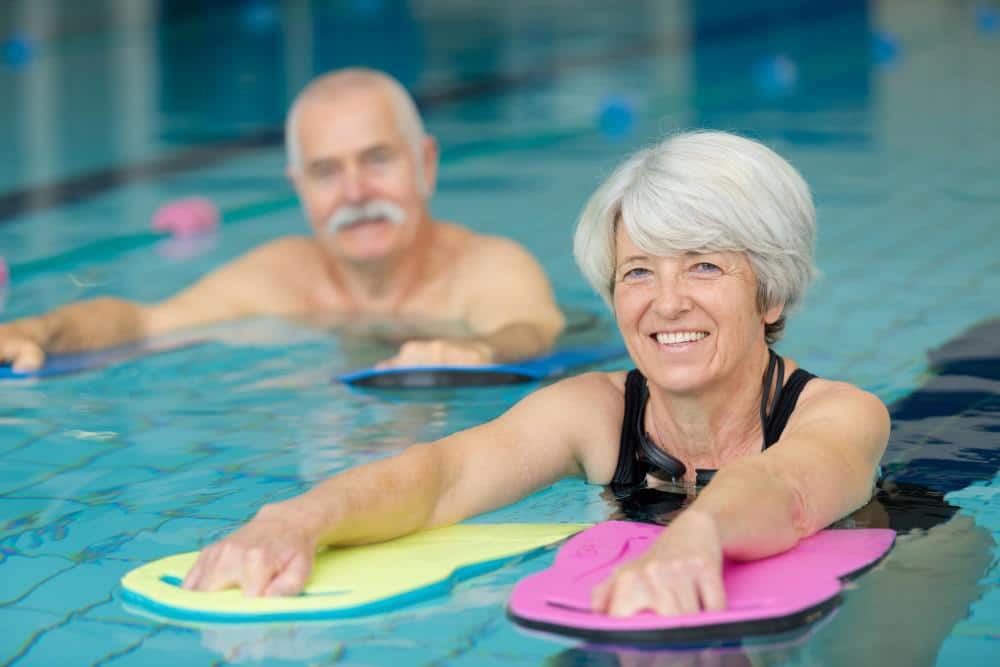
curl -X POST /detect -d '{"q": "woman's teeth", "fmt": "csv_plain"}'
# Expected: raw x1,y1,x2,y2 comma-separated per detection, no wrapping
655,331,708,345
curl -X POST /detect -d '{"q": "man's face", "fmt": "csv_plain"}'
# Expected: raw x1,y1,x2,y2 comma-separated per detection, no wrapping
289,86,437,264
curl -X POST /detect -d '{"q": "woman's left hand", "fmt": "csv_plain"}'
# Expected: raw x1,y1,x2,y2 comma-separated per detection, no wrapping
591,510,727,617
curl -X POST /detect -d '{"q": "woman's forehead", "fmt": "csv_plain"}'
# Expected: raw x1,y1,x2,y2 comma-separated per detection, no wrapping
614,227,743,262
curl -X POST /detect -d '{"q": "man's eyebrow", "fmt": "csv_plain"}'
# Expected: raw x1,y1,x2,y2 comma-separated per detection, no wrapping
360,143,396,157
305,157,338,169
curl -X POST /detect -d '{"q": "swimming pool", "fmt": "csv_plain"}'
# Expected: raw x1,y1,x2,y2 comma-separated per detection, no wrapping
1,0,998,664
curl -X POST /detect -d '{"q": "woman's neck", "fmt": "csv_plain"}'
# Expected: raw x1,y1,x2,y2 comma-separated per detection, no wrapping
644,347,774,477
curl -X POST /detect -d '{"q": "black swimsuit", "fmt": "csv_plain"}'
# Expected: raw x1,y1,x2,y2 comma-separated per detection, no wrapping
610,360,817,495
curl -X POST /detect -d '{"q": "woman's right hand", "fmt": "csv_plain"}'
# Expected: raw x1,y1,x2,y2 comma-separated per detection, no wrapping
182,504,319,597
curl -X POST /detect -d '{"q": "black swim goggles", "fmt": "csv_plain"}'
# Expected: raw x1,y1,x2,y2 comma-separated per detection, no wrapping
635,349,785,487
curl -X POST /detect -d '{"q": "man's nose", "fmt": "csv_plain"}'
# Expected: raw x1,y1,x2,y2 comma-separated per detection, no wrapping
342,166,369,204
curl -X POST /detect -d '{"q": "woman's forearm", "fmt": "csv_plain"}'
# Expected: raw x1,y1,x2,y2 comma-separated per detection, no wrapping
263,442,449,550
683,457,809,560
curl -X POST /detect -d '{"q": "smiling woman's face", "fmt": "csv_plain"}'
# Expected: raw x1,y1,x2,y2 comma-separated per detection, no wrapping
611,224,783,394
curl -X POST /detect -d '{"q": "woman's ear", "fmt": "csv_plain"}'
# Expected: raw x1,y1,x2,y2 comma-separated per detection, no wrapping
764,302,785,325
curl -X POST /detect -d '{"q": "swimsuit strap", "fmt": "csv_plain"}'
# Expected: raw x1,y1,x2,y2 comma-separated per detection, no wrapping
610,369,647,491
763,367,817,448
611,356,818,494
760,349,785,435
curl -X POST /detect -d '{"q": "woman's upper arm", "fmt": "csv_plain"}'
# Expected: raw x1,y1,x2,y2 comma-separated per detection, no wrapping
426,372,622,526
764,381,890,532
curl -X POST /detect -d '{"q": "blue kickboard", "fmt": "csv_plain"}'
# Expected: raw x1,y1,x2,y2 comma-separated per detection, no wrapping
337,343,628,388
0,340,201,380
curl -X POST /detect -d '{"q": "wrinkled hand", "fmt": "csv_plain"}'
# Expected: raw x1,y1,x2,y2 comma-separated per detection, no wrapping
591,511,726,617
375,339,495,369
0,327,46,372
182,506,318,597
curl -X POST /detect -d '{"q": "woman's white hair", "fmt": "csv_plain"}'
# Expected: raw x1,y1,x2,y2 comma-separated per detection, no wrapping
573,130,817,344
285,68,428,192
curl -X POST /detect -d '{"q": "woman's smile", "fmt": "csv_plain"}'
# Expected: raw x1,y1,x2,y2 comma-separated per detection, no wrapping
652,330,709,346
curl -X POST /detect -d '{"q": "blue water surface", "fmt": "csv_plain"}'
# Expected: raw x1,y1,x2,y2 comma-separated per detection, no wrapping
1,1,998,665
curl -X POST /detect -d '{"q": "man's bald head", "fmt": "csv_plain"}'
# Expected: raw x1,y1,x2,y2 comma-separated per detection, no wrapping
285,69,426,174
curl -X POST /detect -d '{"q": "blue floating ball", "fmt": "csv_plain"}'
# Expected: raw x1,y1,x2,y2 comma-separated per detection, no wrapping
2,35,35,68
870,30,901,65
752,54,798,98
976,5,999,33
242,0,280,33
598,96,636,140
350,0,386,18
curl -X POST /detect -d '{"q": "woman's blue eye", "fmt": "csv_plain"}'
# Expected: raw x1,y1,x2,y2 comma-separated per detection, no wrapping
622,267,651,280
692,262,721,273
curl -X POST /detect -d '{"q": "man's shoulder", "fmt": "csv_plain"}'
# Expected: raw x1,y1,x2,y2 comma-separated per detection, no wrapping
436,223,538,269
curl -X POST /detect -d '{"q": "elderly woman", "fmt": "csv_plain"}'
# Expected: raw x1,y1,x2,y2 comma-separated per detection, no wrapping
184,131,889,617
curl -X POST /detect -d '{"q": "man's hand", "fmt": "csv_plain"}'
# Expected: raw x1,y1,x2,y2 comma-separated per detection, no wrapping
182,505,318,597
375,339,496,369
0,326,46,372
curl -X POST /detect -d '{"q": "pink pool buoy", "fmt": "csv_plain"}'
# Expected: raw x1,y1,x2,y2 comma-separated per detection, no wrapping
0,255,9,288
151,197,220,238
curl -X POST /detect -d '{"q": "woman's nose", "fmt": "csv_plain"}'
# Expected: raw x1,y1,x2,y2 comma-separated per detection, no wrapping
651,277,693,318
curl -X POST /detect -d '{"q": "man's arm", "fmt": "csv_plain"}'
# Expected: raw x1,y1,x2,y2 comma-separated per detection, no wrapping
0,236,317,371
460,236,565,360
376,236,565,368
0,297,149,370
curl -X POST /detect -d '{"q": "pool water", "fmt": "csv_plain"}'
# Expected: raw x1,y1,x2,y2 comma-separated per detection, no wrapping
1,1,998,665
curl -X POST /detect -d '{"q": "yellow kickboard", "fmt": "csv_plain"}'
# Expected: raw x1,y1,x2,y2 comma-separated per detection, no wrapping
121,523,588,623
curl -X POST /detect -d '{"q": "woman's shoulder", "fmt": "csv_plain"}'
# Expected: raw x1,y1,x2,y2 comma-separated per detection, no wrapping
538,371,631,482
791,371,890,432
553,369,630,398
511,370,629,430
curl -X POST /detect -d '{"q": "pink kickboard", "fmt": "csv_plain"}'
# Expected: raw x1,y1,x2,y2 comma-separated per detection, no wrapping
508,521,894,642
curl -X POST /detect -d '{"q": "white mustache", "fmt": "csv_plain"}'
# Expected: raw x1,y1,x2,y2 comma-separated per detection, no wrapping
325,200,407,234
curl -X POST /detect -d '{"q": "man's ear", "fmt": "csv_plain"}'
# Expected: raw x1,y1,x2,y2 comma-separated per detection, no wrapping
420,136,440,197
285,165,300,191
285,164,302,195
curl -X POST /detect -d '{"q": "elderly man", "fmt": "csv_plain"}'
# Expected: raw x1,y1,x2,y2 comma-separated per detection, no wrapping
0,69,564,371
